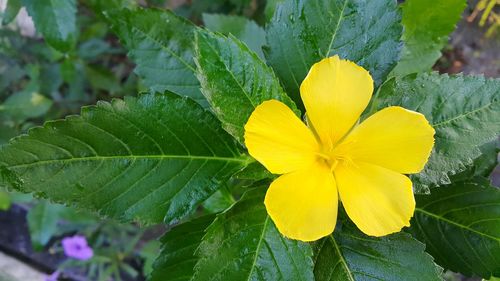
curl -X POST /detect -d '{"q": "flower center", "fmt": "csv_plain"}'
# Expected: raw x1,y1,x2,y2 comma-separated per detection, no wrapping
317,150,351,171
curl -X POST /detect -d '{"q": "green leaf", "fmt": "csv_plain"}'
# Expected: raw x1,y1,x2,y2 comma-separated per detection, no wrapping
375,73,500,192
0,93,249,225
150,215,215,281
85,65,121,94
107,8,207,107
0,124,18,145
193,187,314,281
83,0,137,15
264,0,402,108
60,59,86,102
0,191,10,210
0,64,52,121
314,221,442,281
451,139,499,182
202,14,266,58
27,201,64,250
139,240,161,277
391,0,466,76
232,161,274,181
195,31,298,143
22,0,77,52
264,0,284,21
0,92,52,121
408,180,500,278
202,188,234,213
2,0,22,25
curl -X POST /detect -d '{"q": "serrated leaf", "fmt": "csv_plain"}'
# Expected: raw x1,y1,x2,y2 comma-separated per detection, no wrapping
391,0,466,76
375,73,500,192
22,0,77,52
202,14,266,58
451,139,499,182
193,187,314,281
264,0,402,108
150,215,215,281
107,8,207,107
195,31,298,144
314,220,442,281
0,93,249,225
408,180,500,278
2,0,22,25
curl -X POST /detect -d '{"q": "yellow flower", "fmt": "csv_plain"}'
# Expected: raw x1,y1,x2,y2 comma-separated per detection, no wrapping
244,56,435,242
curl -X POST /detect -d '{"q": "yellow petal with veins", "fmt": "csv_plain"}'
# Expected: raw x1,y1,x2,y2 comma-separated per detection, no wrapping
244,100,320,174
334,161,415,237
300,55,373,150
265,162,338,241
335,106,435,174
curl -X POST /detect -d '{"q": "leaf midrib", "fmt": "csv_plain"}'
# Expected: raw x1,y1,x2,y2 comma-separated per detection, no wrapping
127,21,197,73
323,0,349,58
431,100,498,128
201,35,258,109
5,154,250,169
246,215,270,281
329,235,355,281
415,207,500,242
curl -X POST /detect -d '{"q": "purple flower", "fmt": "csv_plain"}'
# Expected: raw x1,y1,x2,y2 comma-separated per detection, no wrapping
62,235,93,261
45,271,60,281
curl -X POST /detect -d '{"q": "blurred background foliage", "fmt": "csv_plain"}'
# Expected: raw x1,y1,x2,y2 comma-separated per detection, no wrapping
0,0,498,280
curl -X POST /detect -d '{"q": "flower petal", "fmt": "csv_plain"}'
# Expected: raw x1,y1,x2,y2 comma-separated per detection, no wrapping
334,161,415,237
264,162,338,241
335,106,435,174
300,55,374,149
244,100,320,174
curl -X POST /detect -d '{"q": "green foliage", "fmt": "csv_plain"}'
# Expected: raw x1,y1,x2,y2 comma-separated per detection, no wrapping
0,90,52,121
409,180,500,278
314,220,442,281
150,215,215,281
0,0,499,280
0,191,10,210
195,30,298,143
451,139,499,182
108,8,207,107
201,188,235,213
264,0,284,21
264,0,402,108
193,187,314,281
27,201,64,250
202,14,266,58
0,5,138,148
392,0,466,76
22,0,77,52
375,73,500,192
1,66,52,120
0,93,249,225
139,240,161,277
0,65,52,121
1,0,22,25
